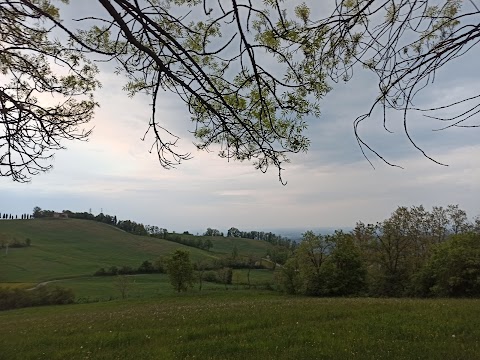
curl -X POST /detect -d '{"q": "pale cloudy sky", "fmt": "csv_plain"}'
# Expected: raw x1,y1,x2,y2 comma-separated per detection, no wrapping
1,1,479,233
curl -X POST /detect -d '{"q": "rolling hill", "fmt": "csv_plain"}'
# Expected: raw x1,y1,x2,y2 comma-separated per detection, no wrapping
0,218,273,284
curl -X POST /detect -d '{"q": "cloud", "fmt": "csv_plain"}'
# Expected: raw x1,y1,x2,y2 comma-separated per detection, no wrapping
2,1,479,234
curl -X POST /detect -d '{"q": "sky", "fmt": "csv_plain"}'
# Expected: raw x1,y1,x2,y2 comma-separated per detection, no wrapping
1,1,479,234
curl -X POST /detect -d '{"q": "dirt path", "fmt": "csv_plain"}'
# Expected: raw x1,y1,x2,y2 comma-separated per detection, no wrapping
26,275,89,291
26,280,61,291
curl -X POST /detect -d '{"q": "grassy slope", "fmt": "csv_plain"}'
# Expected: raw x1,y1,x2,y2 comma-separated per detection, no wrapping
176,233,273,258
54,270,275,301
0,219,274,284
0,219,217,283
1,294,479,359
57,274,226,301
1,220,479,359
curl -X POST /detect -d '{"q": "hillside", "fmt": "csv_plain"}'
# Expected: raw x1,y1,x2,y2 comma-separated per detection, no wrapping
170,232,274,257
0,219,272,284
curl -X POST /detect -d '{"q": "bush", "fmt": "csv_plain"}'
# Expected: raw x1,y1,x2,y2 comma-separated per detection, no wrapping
0,237,31,249
94,268,107,276
138,260,154,273
0,286,74,311
118,265,135,275
95,260,162,276
201,268,233,286
218,268,233,285
275,258,301,294
203,271,219,283
154,259,166,273
108,266,119,275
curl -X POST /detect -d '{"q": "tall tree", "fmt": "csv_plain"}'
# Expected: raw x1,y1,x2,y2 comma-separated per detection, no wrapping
114,275,132,300
32,206,41,218
166,249,194,292
295,231,332,296
415,232,480,297
276,257,302,295
321,231,366,296
355,204,472,296
447,204,470,234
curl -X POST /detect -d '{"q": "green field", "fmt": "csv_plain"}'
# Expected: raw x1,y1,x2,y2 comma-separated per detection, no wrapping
177,233,273,257
51,271,274,301
1,294,480,359
1,219,480,359
0,219,269,284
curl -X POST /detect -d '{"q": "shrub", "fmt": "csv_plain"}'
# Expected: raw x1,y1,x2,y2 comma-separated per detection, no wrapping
154,259,166,273
94,268,107,276
0,286,74,311
203,271,219,283
108,266,119,275
138,260,154,273
118,265,135,275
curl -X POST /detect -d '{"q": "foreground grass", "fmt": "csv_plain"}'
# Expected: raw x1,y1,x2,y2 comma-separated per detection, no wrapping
1,293,479,360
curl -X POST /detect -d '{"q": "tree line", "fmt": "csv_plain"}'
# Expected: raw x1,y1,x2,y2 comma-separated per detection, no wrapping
158,234,214,252
32,207,148,236
226,227,296,250
94,260,164,277
164,250,236,293
0,286,74,311
276,205,480,298
0,213,33,220
96,247,269,296
29,207,296,253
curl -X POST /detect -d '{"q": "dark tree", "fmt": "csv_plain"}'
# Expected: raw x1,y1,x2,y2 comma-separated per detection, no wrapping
203,239,213,251
32,207,42,218
138,260,154,274
0,1,98,182
166,249,194,292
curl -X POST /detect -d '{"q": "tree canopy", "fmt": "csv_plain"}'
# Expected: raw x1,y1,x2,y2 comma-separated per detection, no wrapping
0,0,98,182
276,204,480,297
1,0,478,182
166,249,194,292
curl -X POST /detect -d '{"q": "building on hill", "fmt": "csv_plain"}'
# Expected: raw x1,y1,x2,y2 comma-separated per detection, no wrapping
53,212,69,219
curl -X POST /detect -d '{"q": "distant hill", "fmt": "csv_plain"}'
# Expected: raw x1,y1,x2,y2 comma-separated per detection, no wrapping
270,227,353,241
170,232,275,256
0,219,273,284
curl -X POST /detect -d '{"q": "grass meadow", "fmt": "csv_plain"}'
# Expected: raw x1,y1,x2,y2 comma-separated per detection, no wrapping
51,270,274,302
0,219,274,284
1,293,479,360
177,233,273,258
0,219,214,283
1,219,480,359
